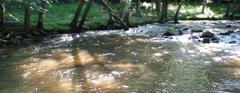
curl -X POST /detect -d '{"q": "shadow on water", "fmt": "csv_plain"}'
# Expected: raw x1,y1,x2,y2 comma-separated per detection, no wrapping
0,21,240,93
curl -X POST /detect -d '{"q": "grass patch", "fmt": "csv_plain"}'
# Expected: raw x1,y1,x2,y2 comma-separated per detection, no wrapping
3,2,240,32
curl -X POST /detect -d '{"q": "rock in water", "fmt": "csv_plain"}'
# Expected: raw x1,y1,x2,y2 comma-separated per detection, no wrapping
202,38,210,43
229,41,237,44
220,30,234,35
191,29,203,33
163,31,175,36
201,31,215,38
177,30,183,35
226,24,232,28
183,27,189,31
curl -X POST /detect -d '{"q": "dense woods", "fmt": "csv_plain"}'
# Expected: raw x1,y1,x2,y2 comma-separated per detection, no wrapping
0,0,239,31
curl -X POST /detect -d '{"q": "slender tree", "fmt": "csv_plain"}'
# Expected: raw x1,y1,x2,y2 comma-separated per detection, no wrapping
201,0,207,13
155,0,161,16
78,0,93,30
229,1,240,19
0,0,4,25
107,1,114,25
224,0,231,19
100,0,128,30
36,0,45,30
24,0,30,32
136,0,141,16
121,0,130,26
173,0,184,23
70,0,84,30
159,0,168,23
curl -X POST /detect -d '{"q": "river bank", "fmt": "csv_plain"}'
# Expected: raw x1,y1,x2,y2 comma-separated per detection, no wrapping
0,20,240,47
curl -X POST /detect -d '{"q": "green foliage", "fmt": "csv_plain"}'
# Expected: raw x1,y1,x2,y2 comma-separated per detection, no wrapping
2,0,240,32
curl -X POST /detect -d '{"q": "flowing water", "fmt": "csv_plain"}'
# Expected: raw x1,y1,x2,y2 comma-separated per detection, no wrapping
0,21,240,93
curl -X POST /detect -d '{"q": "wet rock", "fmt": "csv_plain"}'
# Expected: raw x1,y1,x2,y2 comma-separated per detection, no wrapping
162,31,175,36
212,40,219,43
177,30,183,35
220,30,234,35
183,27,189,31
231,35,237,39
191,29,203,33
211,36,219,41
16,36,23,39
174,26,181,29
226,24,232,28
22,38,34,45
201,31,215,38
11,39,21,45
211,37,219,43
202,38,210,43
229,41,237,44
191,36,198,39
163,28,176,36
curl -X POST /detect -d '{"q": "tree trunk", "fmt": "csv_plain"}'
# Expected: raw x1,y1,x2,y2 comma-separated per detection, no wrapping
24,0,30,32
37,0,45,30
155,0,160,16
159,0,168,23
0,0,4,25
135,0,141,16
107,11,114,25
136,0,141,16
230,3,240,19
107,1,114,25
124,11,129,26
173,0,184,23
201,0,206,13
78,0,93,30
71,0,84,30
100,0,128,30
224,1,231,19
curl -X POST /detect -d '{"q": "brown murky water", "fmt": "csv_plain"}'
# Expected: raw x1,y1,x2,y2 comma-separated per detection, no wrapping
1,21,240,93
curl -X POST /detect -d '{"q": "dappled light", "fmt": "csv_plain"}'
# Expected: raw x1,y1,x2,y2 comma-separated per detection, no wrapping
0,0,240,92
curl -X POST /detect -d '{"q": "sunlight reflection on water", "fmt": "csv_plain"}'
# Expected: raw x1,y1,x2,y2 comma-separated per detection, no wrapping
1,21,240,93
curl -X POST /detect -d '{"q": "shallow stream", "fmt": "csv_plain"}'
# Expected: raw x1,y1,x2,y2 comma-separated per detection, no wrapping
0,21,240,93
